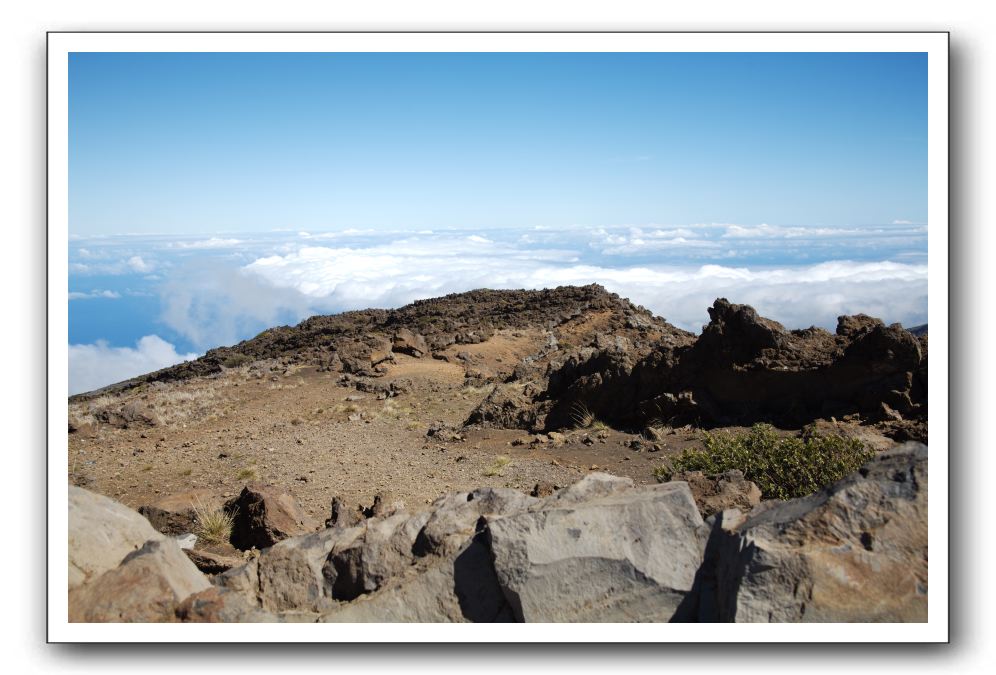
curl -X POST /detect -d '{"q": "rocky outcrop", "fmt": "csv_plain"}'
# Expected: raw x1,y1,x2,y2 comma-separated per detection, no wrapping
465,384,539,430
224,484,317,551
71,284,676,398
540,299,928,439
67,448,929,623
693,443,928,622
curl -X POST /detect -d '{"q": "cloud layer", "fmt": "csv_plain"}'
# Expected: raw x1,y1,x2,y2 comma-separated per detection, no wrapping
69,335,199,395
236,238,927,334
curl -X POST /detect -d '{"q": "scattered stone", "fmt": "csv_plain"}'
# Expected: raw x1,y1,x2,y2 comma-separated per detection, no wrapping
325,496,363,529
672,470,762,518
174,533,198,550
530,481,558,498
391,328,428,358
224,484,317,551
183,548,244,575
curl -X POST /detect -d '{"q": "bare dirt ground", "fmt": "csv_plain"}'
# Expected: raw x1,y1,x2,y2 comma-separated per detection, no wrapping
68,331,712,520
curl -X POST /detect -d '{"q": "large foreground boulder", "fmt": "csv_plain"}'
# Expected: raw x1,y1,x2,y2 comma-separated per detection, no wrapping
69,539,210,622
706,443,928,622
487,475,708,622
68,485,165,589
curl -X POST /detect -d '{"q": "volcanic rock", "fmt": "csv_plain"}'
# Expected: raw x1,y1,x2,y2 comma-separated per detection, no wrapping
391,328,428,357
69,485,165,589
707,443,928,622
486,475,708,622
224,484,317,551
69,539,210,622
673,470,762,518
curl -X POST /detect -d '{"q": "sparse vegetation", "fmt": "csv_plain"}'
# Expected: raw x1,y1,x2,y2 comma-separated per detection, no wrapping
653,423,873,500
643,419,672,443
484,455,512,477
192,499,235,546
569,401,609,431
221,353,252,368
179,467,193,477
235,467,258,482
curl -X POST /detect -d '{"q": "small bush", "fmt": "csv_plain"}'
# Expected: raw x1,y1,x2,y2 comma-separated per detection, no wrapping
193,499,235,546
484,455,512,477
653,423,873,500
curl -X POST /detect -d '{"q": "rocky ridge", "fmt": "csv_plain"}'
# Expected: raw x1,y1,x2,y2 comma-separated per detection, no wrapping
67,443,927,623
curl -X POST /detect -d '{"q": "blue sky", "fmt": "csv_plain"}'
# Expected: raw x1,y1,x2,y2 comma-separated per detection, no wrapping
68,52,928,394
70,52,926,235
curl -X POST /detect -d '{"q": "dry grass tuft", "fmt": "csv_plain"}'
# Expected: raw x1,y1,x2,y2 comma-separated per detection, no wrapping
483,455,512,477
569,401,608,431
235,467,258,482
192,498,235,546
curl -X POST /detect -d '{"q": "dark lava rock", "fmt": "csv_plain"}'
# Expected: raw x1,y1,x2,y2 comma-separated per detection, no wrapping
224,484,316,551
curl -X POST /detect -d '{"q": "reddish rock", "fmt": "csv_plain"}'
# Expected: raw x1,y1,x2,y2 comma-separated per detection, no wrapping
224,484,317,551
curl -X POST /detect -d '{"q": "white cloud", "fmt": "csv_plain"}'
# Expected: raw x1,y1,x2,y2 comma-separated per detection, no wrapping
169,237,245,249
107,227,926,350
68,289,121,301
223,237,928,335
127,256,153,272
68,335,199,395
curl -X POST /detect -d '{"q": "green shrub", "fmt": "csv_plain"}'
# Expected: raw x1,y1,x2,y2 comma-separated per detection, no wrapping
653,423,873,500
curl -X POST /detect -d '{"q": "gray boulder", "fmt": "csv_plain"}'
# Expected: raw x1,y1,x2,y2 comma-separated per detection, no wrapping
323,511,430,600
486,475,708,622
217,527,351,614
320,533,514,623
69,539,210,622
413,487,540,557
710,443,928,622
68,485,165,589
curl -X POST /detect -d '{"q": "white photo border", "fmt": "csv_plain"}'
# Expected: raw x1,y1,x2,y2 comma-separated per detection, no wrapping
47,31,949,643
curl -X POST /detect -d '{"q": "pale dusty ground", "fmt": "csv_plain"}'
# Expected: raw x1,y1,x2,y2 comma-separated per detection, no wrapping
67,330,696,520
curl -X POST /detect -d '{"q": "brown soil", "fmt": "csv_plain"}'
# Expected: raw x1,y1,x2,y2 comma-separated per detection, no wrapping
68,343,667,519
